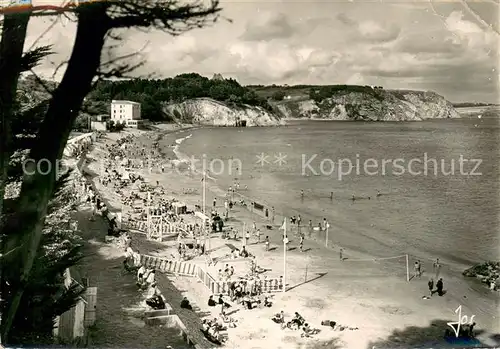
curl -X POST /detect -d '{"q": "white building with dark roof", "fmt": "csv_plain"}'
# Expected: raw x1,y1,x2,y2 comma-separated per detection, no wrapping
110,100,142,127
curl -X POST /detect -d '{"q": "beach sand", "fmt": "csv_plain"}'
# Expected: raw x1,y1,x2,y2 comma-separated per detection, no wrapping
82,126,499,349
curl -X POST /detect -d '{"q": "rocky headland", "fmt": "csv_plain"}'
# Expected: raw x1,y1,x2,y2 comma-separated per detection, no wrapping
272,89,459,121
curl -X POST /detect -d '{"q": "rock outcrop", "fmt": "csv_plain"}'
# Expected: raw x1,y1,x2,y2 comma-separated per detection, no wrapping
463,261,499,290
274,90,460,121
163,98,284,127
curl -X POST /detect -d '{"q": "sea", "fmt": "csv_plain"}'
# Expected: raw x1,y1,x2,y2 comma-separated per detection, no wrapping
167,110,500,273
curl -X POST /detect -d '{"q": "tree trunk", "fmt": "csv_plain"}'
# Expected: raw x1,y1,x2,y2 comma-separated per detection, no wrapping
0,13,30,227
1,6,110,342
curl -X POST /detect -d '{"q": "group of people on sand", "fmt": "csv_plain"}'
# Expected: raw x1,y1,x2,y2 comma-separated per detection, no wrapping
129,262,166,310
82,182,109,222
201,318,229,343
137,265,156,289
227,278,272,309
413,258,446,298
272,311,319,337
217,264,235,281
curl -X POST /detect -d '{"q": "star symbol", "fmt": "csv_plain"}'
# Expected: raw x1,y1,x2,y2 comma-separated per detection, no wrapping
274,153,287,166
256,153,270,166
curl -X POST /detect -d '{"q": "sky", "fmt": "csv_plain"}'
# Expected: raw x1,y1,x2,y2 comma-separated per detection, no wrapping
18,0,500,103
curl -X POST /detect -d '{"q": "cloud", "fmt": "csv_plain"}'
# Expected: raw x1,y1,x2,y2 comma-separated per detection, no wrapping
336,13,401,43
336,13,356,27
444,10,497,52
358,20,401,43
350,10,498,101
240,12,294,41
227,41,341,82
394,31,464,55
23,2,499,103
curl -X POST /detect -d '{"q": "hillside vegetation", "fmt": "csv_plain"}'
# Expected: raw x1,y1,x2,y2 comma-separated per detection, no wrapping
88,73,271,121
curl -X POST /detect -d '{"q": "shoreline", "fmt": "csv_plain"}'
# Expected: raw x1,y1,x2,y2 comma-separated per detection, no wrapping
86,127,499,348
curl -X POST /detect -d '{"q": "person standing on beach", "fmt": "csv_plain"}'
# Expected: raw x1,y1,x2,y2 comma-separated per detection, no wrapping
213,198,217,208
265,236,270,251
428,278,434,297
414,260,422,278
433,258,441,279
308,220,313,237
297,215,301,227
299,235,304,252
271,206,275,223
245,231,250,246
224,200,229,219
300,190,304,199
436,278,444,296
256,229,261,243
339,248,343,261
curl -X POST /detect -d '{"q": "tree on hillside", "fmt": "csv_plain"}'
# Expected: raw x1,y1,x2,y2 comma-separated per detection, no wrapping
0,0,223,343
271,90,286,101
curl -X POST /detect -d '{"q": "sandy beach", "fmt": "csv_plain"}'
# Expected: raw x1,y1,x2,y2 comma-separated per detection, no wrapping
81,125,499,349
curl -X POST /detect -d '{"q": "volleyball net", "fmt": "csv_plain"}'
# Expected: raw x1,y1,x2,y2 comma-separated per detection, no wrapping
339,254,410,281
339,254,445,282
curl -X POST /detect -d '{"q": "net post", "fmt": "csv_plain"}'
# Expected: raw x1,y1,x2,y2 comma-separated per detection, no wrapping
325,225,329,247
406,254,410,282
146,206,150,240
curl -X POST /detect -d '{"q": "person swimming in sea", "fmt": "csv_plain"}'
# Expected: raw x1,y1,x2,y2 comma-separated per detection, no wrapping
376,190,381,197
351,195,356,201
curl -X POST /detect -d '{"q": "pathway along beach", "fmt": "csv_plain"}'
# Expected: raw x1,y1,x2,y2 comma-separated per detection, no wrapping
83,126,498,349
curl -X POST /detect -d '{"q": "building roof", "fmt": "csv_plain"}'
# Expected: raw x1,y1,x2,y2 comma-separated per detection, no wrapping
212,73,224,81
111,100,141,105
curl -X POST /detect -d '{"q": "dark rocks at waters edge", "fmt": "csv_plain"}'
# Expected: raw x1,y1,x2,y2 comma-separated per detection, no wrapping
463,261,499,290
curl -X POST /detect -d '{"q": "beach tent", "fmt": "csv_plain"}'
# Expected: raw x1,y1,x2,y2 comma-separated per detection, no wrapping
195,211,210,222
121,171,130,180
172,202,187,215
194,211,211,229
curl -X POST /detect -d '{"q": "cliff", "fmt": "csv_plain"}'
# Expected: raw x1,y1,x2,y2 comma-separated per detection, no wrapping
163,98,285,126
272,90,460,121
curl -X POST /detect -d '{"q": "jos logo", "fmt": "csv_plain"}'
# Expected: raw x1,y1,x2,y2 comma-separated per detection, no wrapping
447,305,476,338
